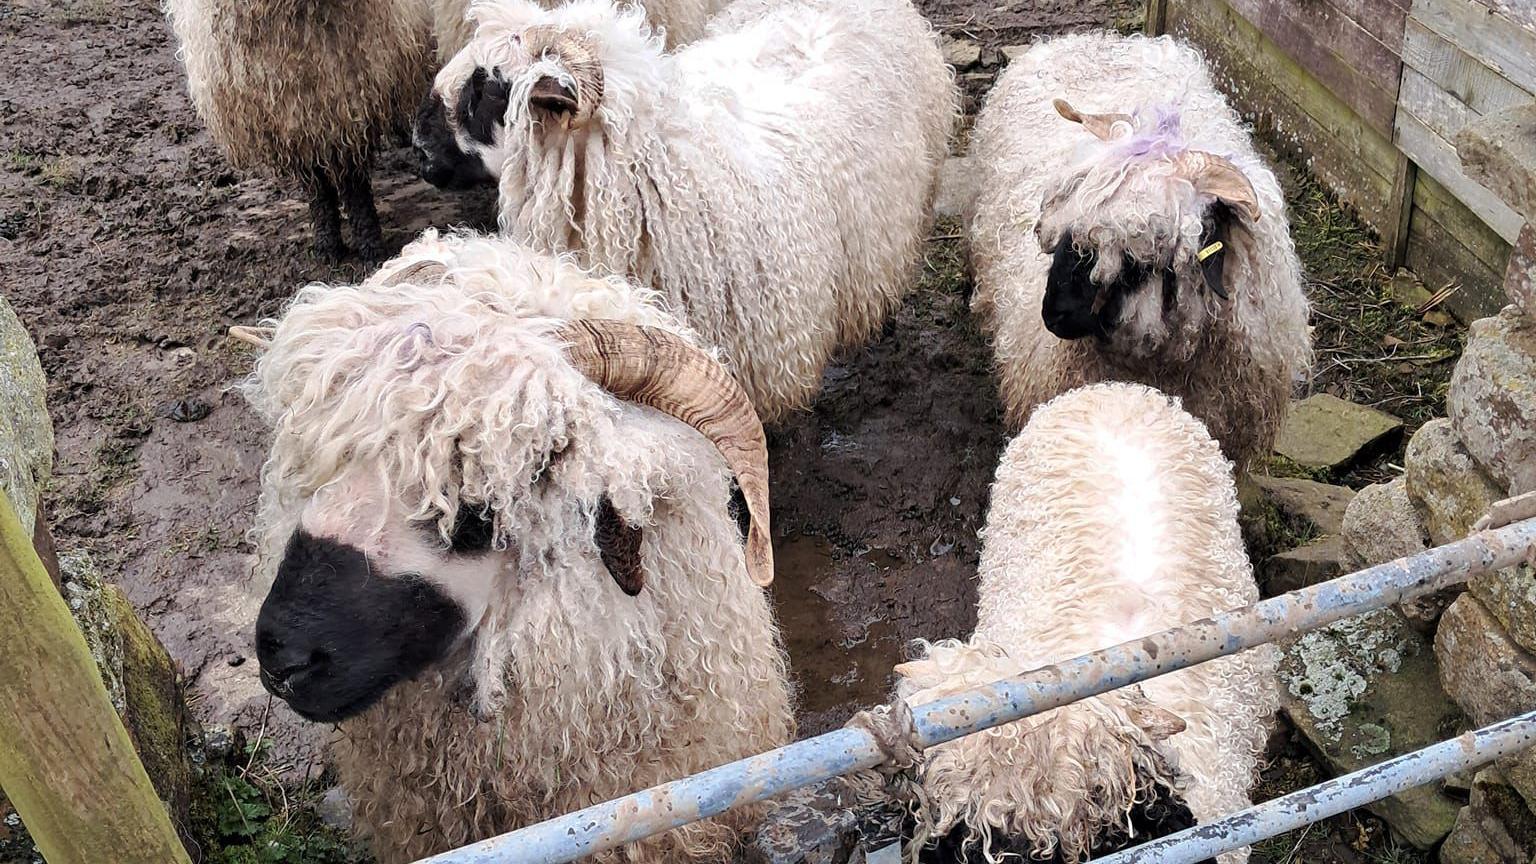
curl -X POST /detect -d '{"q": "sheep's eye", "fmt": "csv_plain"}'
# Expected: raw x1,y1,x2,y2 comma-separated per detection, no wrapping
449,507,496,555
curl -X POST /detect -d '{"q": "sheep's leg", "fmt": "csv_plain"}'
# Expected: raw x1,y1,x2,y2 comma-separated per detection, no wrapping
338,159,384,264
301,167,345,261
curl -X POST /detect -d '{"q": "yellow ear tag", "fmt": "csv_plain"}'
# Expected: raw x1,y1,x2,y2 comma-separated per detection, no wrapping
1197,241,1224,262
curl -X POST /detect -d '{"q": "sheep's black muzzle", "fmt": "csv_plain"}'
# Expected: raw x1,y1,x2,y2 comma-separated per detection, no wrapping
413,94,496,191
255,530,465,723
1042,231,1142,340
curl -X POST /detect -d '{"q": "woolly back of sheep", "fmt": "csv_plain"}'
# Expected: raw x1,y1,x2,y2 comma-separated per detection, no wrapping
166,0,433,174
967,33,1309,468
450,0,955,419
899,383,1276,863
242,230,793,863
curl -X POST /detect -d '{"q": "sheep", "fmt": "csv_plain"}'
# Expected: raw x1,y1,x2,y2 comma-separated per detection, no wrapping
164,0,445,262
239,228,793,863
893,382,1277,864
966,33,1311,470
413,0,958,422
431,0,730,61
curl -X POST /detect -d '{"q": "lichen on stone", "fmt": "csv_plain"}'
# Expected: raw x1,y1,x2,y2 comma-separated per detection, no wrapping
0,295,52,534
1281,610,1417,742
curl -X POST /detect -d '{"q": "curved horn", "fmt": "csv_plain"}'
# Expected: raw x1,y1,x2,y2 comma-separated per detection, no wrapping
523,28,605,126
1174,150,1262,222
554,320,774,587
1053,98,1135,141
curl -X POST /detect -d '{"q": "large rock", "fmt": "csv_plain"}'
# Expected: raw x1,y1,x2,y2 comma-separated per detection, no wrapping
1441,769,1536,864
1470,563,1536,655
1508,222,1536,317
933,156,976,220
1341,478,1453,631
1405,419,1508,545
1341,478,1429,568
1436,595,1536,727
1254,475,1355,536
1455,102,1536,223
1280,608,1465,848
1448,309,1536,496
61,550,195,850
1261,536,1348,595
0,294,51,535
1274,394,1403,472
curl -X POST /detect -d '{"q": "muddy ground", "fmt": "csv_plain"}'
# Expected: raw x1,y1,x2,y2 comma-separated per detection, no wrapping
1,0,1449,861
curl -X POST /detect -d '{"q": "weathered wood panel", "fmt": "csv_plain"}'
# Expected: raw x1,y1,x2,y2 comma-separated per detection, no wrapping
1225,0,1402,133
1415,168,1514,270
1400,19,1532,116
1328,0,1412,45
1169,0,1399,229
1411,0,1536,94
1396,110,1526,241
1408,173,1508,319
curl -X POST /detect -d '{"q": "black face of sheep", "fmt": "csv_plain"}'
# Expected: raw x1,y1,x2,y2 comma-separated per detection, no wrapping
255,530,467,723
413,67,510,190
1042,206,1235,342
1042,230,1143,340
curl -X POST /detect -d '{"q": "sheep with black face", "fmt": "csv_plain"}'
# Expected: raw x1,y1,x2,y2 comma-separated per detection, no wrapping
412,0,957,422
967,33,1310,470
241,229,792,863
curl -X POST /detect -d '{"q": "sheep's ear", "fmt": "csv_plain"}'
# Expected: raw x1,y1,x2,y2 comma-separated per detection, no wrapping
1176,151,1262,223
1122,689,1187,740
228,325,274,350
458,67,512,145
595,494,644,596
530,76,579,118
1053,98,1135,141
1198,201,1234,300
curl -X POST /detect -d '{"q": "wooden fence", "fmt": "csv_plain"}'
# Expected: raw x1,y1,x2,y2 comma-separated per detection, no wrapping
1154,0,1535,320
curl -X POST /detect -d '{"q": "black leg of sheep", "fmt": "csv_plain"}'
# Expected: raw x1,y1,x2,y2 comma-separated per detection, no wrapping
337,159,384,264
301,167,346,262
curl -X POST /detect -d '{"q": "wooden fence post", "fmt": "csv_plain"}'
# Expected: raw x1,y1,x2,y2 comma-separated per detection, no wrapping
1145,0,1169,36
0,492,190,864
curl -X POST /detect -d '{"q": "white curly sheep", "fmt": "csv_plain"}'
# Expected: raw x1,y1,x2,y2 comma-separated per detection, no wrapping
967,33,1311,469
240,228,792,863
896,383,1277,864
413,0,958,421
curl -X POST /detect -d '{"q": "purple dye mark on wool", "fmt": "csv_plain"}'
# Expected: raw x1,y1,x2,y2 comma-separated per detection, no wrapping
1118,105,1187,159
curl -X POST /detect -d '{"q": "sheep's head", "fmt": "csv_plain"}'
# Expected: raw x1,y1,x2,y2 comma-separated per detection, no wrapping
241,261,771,724
1035,99,1263,362
414,0,651,190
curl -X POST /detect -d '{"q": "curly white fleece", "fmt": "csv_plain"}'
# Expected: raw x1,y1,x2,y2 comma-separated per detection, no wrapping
897,383,1277,864
243,229,793,863
436,0,957,421
967,33,1311,469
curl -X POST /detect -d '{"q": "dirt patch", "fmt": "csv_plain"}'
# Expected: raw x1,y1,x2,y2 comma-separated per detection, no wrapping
1,0,1454,860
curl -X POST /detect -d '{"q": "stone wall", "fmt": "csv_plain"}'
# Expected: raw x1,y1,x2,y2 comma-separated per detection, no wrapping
1340,294,1536,860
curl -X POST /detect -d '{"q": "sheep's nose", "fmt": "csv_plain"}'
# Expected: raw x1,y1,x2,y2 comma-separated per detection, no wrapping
256,634,328,695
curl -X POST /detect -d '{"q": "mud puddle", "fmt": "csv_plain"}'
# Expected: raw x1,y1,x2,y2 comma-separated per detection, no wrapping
774,534,907,723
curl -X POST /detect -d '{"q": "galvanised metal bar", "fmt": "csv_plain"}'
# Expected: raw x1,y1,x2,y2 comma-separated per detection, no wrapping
413,516,1536,864
1097,709,1536,864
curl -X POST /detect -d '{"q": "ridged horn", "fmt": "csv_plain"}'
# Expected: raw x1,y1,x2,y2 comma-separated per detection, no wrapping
554,319,774,587
523,27,605,126
229,325,274,349
1174,150,1262,222
1053,98,1135,141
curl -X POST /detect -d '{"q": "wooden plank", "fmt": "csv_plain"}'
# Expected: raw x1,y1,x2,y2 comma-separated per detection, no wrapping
1315,0,1409,51
1147,0,1170,35
1406,204,1506,319
1411,0,1536,94
0,495,193,864
1399,67,1479,141
1396,109,1526,241
1169,0,1398,228
1226,0,1402,133
1415,167,1513,269
1387,153,1418,268
1400,20,1534,115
